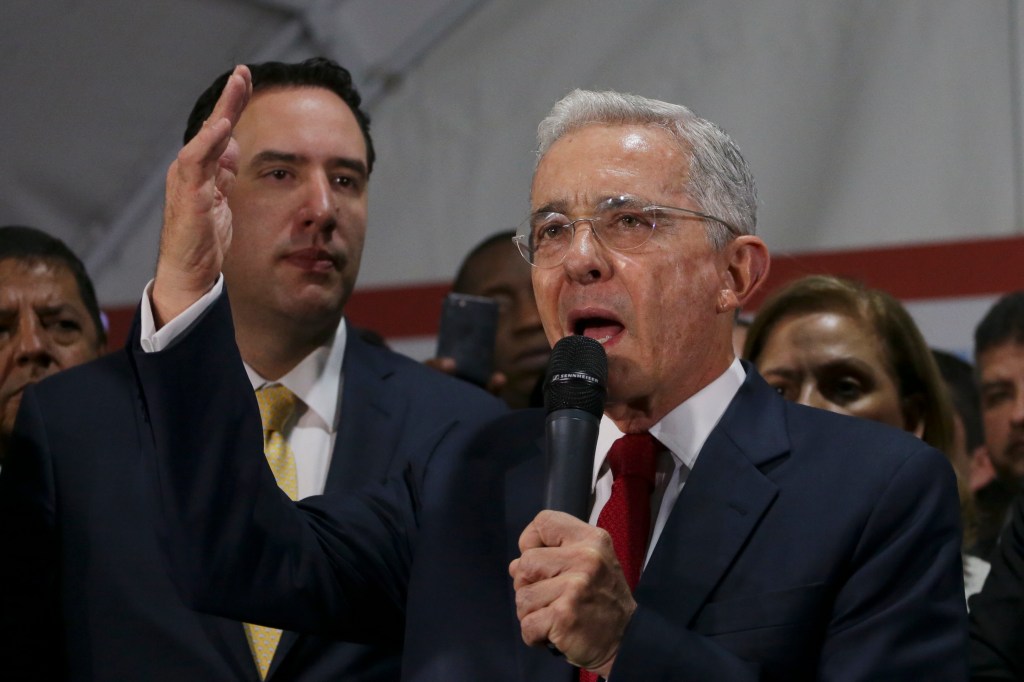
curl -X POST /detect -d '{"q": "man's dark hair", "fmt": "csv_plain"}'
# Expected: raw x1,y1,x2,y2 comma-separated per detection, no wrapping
974,291,1024,359
0,225,106,347
453,230,518,293
183,57,375,174
932,348,984,452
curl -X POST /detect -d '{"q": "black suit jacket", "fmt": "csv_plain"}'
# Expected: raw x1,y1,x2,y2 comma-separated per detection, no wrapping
0,292,505,681
969,492,1024,680
135,294,970,681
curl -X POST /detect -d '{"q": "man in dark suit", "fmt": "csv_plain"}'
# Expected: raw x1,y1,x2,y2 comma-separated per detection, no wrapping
970,291,1024,562
968,292,1024,680
138,77,968,679
969,491,1024,680
0,59,504,681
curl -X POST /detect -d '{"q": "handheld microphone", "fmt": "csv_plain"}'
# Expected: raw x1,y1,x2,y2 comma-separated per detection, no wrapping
543,335,608,520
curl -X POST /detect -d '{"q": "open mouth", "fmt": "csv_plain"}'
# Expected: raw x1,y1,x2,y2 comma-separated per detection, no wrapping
572,317,624,345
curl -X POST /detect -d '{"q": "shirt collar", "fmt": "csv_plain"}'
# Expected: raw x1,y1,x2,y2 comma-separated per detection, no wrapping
593,357,746,485
243,317,348,432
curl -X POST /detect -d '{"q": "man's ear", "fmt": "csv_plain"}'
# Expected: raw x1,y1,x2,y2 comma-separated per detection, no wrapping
717,236,770,314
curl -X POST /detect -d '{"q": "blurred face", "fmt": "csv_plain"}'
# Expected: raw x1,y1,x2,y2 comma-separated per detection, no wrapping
224,86,368,340
977,341,1024,483
459,241,549,408
530,124,738,426
0,258,101,441
755,311,915,432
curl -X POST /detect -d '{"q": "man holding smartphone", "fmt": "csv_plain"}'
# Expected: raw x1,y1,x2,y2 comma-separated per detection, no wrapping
433,231,550,408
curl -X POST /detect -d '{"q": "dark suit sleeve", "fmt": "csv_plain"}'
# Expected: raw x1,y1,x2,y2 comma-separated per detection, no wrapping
611,442,967,681
0,388,67,680
133,292,497,642
969,493,1024,680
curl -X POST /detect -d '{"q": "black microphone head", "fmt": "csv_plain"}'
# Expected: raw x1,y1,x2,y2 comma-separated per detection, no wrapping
543,335,607,418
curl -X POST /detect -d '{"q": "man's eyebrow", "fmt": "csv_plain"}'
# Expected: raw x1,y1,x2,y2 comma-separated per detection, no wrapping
531,195,643,215
36,304,82,317
326,157,368,181
249,150,302,166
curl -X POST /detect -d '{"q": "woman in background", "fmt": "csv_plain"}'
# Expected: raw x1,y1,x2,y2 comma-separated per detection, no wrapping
744,274,987,599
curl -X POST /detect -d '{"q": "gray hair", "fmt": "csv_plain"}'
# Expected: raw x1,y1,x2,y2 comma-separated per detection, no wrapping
536,89,757,249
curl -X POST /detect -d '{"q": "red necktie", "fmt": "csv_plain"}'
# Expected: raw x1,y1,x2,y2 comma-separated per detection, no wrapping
580,432,661,682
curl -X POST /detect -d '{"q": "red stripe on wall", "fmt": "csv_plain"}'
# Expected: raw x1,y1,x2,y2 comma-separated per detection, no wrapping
101,235,1024,349
752,234,1024,308
343,282,452,338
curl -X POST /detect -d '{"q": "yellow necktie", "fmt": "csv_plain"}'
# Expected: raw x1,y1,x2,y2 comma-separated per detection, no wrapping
244,384,299,679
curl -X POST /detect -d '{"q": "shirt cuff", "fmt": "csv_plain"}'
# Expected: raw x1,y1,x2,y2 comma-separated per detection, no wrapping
140,275,224,353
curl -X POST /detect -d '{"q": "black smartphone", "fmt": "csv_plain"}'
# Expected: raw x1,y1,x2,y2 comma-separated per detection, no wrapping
435,293,500,388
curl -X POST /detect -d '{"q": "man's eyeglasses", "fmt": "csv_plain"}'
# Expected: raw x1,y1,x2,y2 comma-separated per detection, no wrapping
512,195,739,268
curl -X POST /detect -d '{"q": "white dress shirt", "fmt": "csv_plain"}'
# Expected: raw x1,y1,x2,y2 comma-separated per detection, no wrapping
588,358,746,566
140,276,345,499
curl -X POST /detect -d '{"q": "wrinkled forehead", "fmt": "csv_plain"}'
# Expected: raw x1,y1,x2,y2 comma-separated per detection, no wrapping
530,123,690,211
0,257,91,311
0,256,76,287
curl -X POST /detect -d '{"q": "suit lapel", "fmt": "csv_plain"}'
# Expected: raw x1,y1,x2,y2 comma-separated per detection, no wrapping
325,330,404,492
636,367,788,627
272,331,403,676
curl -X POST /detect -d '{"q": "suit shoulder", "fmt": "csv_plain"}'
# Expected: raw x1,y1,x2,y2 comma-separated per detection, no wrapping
27,349,133,406
362,343,507,414
781,399,951,481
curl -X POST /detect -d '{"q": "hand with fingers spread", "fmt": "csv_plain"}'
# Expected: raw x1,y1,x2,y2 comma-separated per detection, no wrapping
152,64,252,327
509,510,636,679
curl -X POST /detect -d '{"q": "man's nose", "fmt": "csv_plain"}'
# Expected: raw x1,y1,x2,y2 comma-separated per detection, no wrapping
13,317,54,369
299,174,336,229
510,294,543,333
561,221,609,281
1010,385,1024,425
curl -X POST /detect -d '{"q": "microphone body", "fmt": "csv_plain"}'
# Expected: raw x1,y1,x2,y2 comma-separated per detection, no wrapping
542,336,608,521
544,408,600,520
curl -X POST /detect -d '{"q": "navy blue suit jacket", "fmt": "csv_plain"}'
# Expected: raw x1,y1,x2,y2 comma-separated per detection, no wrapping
0,291,505,681
969,492,1024,680
136,296,969,681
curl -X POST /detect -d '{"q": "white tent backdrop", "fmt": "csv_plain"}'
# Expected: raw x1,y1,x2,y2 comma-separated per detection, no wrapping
3,0,1023,353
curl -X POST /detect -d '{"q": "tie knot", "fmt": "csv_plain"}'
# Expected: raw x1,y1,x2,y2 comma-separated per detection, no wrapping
255,384,297,433
607,432,661,486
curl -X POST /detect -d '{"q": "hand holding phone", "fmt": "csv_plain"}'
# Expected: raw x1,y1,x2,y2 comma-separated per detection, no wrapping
435,293,500,388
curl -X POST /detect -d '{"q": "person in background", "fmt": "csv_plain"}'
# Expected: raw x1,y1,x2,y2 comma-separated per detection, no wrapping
434,230,549,408
0,59,503,681
932,348,988,489
743,274,986,598
0,225,105,465
970,291,1024,564
138,83,966,679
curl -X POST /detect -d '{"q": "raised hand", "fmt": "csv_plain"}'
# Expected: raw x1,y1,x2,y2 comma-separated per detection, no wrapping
152,65,252,327
509,510,636,678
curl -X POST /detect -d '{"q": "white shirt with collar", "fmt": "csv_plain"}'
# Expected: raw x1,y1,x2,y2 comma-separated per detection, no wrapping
139,275,345,500
588,358,746,567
